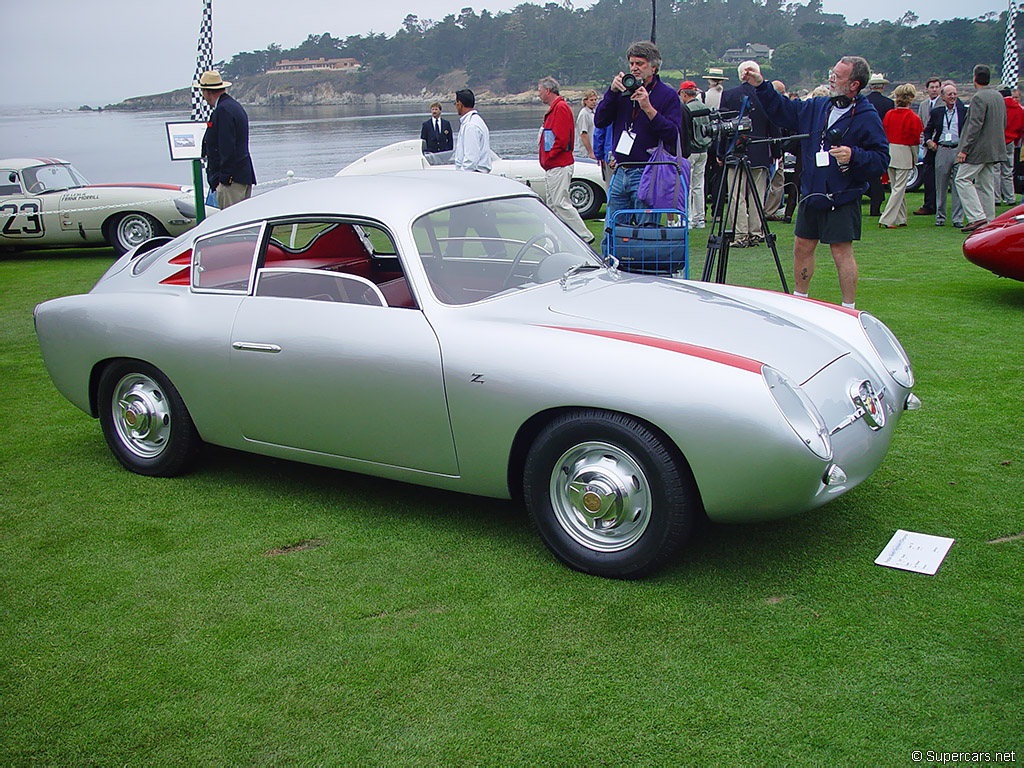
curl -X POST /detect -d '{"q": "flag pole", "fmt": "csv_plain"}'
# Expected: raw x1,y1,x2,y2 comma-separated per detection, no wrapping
1003,0,1019,90
191,0,214,222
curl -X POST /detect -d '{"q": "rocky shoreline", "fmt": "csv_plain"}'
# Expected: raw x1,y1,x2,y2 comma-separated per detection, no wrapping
104,69,590,111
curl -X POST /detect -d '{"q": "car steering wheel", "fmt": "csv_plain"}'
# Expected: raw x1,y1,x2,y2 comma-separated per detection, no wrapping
27,182,44,194
503,232,557,289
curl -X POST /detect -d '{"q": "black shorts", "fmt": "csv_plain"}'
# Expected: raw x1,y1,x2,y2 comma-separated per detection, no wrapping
794,199,861,244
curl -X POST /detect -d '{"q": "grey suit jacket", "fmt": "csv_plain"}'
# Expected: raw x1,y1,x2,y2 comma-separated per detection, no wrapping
917,96,939,127
961,86,1007,164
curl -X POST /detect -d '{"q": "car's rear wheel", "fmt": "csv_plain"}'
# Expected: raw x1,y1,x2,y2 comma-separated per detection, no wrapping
107,212,163,256
905,163,923,192
569,179,604,219
523,409,697,578
98,360,200,477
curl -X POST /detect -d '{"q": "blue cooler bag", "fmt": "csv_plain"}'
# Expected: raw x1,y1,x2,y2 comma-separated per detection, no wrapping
611,209,688,275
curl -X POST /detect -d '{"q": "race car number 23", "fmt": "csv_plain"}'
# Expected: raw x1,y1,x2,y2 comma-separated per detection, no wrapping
1,201,45,238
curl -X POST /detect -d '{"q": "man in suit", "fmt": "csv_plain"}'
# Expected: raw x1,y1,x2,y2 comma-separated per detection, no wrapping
924,83,967,227
913,76,942,215
718,61,778,247
420,102,453,154
956,65,1008,232
865,73,894,216
198,70,256,209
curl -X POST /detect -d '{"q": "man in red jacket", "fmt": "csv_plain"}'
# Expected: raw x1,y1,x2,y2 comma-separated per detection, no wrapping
539,77,594,242
998,86,1024,204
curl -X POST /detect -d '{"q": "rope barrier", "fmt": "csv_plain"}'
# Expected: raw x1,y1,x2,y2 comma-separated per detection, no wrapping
3,173,322,219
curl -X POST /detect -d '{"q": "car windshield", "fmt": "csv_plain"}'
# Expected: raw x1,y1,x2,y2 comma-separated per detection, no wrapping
21,163,88,194
412,196,603,305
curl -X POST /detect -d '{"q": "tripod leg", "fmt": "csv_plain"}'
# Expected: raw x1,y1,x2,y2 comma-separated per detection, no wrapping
742,159,790,293
701,158,733,281
716,160,745,283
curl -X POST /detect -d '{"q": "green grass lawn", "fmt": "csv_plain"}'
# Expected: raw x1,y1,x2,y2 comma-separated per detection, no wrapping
2,194,1022,764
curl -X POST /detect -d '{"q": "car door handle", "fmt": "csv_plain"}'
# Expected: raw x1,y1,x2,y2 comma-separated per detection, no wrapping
232,341,282,353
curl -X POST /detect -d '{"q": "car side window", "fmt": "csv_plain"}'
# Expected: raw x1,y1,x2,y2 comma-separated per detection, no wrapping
255,269,385,306
192,223,264,293
259,219,416,308
0,171,20,196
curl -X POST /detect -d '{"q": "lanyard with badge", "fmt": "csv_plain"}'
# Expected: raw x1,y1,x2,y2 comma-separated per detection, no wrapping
816,99,856,168
943,109,956,144
615,103,642,155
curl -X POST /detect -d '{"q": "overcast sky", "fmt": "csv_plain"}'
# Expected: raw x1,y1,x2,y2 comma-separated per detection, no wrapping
6,0,1010,107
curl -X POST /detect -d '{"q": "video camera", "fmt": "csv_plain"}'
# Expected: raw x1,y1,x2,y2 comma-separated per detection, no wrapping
689,106,753,144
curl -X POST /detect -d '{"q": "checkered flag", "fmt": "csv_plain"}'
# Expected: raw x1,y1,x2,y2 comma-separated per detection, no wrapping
191,0,213,122
1003,0,1019,89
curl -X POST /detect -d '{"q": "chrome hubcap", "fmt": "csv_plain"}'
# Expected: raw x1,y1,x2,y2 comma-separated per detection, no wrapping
569,182,594,211
111,373,171,458
118,216,153,248
549,441,652,552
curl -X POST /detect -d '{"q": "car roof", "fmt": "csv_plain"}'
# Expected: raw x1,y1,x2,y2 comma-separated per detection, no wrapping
189,171,539,237
0,158,68,170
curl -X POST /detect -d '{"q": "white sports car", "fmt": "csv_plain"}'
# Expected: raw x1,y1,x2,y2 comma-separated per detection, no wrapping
338,140,607,219
1,157,197,254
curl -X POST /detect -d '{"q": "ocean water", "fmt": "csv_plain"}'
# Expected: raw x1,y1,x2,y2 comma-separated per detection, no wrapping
0,104,545,192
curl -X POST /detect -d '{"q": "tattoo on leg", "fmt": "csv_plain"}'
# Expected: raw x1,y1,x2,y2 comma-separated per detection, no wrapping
800,268,809,279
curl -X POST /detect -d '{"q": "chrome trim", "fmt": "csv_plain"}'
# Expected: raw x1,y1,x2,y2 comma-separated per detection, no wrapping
232,341,282,353
905,393,922,411
830,379,885,435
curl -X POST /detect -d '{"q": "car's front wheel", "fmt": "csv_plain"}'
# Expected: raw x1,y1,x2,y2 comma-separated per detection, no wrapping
523,409,698,578
106,212,163,256
569,179,604,219
98,360,201,477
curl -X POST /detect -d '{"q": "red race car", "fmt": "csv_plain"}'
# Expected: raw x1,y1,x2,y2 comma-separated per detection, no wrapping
962,203,1024,281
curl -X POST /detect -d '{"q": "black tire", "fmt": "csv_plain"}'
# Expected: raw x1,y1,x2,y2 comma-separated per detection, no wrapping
523,409,698,578
98,360,201,477
569,179,604,219
106,212,163,256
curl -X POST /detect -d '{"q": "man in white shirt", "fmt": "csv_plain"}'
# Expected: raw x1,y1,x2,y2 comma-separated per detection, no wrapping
453,89,492,173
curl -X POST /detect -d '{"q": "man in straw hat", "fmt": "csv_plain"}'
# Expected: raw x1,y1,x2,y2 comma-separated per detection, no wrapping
197,70,256,209
865,72,894,216
702,67,728,110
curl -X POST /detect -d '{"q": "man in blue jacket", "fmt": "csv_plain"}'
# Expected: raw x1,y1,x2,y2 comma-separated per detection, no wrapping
594,40,683,257
741,57,888,308
198,71,256,209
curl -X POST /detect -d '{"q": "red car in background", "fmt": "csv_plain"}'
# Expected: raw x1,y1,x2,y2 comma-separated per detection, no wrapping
962,203,1024,282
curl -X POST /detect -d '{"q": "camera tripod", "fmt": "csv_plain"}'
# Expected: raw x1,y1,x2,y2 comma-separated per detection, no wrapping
701,134,805,292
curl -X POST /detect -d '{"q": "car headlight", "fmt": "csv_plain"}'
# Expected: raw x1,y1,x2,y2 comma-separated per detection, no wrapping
860,313,914,387
174,197,196,218
762,365,832,460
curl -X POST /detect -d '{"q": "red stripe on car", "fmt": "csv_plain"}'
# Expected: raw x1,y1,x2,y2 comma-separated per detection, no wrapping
543,326,763,373
86,183,182,191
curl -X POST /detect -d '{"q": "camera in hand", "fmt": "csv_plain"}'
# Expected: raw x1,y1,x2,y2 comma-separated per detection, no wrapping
621,73,643,95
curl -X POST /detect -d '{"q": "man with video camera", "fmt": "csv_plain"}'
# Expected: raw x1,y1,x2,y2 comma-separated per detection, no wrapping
741,57,888,309
594,40,684,257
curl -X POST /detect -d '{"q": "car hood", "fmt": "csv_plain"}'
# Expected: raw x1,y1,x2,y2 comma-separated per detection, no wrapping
543,276,846,383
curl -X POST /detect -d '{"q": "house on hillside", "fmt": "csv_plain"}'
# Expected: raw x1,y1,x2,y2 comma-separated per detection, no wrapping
269,58,362,73
722,43,773,63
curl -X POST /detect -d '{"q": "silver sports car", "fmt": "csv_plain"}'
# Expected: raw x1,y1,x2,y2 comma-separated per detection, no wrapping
34,171,919,578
